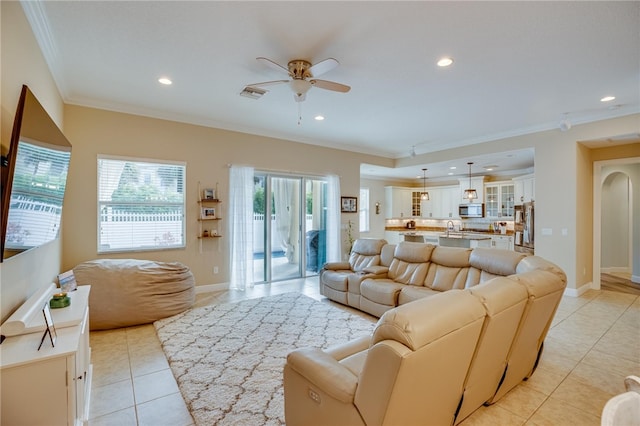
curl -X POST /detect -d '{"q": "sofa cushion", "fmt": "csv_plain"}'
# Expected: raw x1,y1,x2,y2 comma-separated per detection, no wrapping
380,243,397,267
372,290,485,351
348,239,387,271
360,279,405,306
393,241,434,263
469,248,526,276
424,265,471,291
323,271,351,292
398,286,440,305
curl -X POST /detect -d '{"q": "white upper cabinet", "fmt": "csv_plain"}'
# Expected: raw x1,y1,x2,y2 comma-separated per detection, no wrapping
513,174,535,205
485,182,515,218
458,177,486,204
385,186,413,218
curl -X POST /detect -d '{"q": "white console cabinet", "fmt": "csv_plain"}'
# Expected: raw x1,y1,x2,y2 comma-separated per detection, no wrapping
1,286,91,426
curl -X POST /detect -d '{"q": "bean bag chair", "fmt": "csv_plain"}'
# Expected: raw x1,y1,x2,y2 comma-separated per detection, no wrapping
73,259,195,330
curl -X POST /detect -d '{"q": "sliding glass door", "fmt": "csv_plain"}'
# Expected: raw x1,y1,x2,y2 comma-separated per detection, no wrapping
253,173,327,283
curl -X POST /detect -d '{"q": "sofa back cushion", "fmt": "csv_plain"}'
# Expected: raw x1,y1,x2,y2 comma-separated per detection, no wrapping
349,238,387,271
424,247,472,291
387,242,433,284
455,277,529,423
469,248,526,276
488,269,567,403
380,243,397,267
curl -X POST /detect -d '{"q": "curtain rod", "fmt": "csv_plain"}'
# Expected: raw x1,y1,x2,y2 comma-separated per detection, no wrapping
227,163,340,179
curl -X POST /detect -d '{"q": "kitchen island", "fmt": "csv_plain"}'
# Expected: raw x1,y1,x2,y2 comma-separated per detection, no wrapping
438,233,492,248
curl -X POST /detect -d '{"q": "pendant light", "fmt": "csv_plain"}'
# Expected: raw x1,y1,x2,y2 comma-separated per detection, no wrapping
463,162,477,201
421,168,430,201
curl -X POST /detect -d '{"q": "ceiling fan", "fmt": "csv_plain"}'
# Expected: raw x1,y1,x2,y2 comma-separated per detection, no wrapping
245,57,351,103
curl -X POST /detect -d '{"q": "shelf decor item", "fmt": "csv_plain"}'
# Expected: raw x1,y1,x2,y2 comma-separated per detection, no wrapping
38,302,57,350
203,188,216,200
58,269,77,293
341,196,358,213
201,207,216,219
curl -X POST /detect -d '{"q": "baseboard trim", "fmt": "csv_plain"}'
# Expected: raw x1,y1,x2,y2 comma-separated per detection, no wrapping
195,283,229,294
601,267,631,274
632,275,640,284
564,282,592,297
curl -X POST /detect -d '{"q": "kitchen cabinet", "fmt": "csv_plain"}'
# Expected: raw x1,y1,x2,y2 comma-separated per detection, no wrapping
384,230,401,244
513,174,535,205
491,235,514,250
459,177,486,204
485,182,515,218
420,186,459,219
1,286,92,426
385,186,414,218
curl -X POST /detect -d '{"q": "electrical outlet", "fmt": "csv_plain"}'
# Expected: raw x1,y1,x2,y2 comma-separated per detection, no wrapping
213,266,219,274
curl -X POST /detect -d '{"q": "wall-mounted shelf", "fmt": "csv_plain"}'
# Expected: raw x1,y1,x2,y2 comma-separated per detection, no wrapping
197,183,222,253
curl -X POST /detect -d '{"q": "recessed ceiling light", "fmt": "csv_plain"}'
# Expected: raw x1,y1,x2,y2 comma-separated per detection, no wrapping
158,77,172,85
600,96,615,102
437,57,454,67
448,172,454,176
484,165,498,171
449,166,457,170
314,115,325,121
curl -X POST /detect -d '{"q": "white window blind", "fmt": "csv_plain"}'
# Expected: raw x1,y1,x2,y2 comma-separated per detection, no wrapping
359,188,370,232
98,156,185,253
5,141,70,250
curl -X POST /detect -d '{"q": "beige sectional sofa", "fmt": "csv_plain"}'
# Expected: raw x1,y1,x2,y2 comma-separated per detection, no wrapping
320,240,565,318
285,240,567,425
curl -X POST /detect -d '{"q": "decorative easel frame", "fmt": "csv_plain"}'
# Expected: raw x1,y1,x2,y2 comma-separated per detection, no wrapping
38,302,57,350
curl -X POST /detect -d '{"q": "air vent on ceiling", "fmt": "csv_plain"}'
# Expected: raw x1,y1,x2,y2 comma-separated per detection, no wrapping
240,86,267,100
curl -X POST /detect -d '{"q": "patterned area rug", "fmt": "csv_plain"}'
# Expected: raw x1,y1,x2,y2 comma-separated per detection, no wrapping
154,293,376,425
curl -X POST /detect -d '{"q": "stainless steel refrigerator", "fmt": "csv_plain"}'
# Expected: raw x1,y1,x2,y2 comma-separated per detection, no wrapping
514,202,534,254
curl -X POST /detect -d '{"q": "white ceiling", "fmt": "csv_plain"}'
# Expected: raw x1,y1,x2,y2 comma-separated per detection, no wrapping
22,1,640,181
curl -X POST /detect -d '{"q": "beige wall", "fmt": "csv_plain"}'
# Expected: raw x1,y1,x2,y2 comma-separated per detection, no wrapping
61,105,388,286
1,2,67,322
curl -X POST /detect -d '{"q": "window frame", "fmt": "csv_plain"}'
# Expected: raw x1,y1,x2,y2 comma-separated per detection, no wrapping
97,155,186,254
359,187,370,233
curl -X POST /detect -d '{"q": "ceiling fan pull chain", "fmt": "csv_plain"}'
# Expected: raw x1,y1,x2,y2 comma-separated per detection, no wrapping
297,102,302,125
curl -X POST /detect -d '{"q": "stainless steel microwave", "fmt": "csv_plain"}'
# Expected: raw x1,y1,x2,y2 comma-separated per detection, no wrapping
459,203,484,218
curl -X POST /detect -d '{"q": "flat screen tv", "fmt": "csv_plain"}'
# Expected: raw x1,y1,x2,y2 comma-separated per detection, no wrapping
0,85,72,262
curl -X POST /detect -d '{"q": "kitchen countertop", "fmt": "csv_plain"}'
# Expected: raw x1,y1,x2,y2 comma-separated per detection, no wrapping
439,234,491,240
389,228,514,237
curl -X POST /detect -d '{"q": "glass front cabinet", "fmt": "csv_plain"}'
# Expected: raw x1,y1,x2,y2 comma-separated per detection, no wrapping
485,183,515,218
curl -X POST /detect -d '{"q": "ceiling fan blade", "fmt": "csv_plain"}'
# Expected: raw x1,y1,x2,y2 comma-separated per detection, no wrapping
310,79,351,93
308,58,339,77
256,57,290,76
246,80,289,87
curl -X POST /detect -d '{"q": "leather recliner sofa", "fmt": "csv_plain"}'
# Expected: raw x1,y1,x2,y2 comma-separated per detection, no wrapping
285,262,567,425
320,241,564,319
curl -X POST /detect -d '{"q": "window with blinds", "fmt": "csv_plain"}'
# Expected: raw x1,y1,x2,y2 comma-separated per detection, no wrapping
4,141,71,251
97,156,186,253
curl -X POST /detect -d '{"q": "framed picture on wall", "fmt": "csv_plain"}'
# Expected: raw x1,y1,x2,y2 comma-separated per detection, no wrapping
203,188,216,200
201,207,216,219
341,196,358,213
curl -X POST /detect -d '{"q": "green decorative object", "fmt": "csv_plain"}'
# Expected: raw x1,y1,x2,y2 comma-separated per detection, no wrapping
50,293,71,309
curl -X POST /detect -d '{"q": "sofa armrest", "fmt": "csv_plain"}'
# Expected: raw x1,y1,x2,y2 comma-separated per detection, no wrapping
286,347,359,403
362,265,389,275
323,262,352,271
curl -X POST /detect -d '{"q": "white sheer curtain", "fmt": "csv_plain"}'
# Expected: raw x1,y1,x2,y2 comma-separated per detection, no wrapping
326,174,341,262
229,165,254,290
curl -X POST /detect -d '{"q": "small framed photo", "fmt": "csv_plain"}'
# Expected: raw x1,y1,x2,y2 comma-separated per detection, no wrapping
201,207,216,219
203,188,216,200
38,302,57,350
341,196,358,213
58,270,77,293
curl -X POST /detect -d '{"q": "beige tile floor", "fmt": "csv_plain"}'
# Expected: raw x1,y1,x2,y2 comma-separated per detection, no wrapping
88,279,639,425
